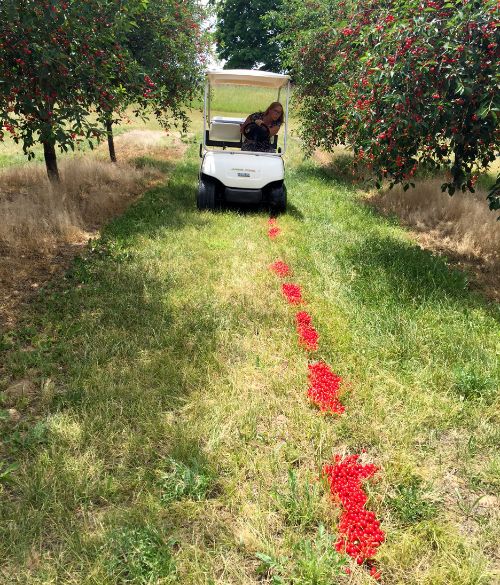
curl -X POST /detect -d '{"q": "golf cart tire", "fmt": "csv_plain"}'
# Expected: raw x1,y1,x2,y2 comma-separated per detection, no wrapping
269,184,287,213
197,178,216,210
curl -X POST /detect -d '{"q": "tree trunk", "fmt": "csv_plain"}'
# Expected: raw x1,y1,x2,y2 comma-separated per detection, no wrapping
452,143,465,189
43,141,60,182
106,117,117,163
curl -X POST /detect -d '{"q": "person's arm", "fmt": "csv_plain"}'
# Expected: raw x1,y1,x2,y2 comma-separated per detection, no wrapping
240,115,253,134
268,123,281,137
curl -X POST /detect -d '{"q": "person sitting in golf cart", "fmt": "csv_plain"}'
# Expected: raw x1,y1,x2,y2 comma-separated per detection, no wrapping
240,102,284,152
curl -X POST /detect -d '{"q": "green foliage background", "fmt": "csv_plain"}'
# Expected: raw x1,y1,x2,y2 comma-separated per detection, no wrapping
214,0,284,71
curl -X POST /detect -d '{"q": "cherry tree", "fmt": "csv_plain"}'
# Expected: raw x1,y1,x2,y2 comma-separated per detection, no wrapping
0,0,208,177
277,0,499,208
0,1,135,179
103,0,208,162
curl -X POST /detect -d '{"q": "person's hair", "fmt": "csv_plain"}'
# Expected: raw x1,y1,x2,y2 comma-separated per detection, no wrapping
264,102,284,125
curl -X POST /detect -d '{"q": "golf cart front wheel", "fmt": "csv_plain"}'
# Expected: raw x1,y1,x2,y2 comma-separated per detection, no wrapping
197,178,216,210
269,184,287,213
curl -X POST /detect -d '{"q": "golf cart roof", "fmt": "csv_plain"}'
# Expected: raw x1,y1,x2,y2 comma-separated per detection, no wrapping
206,69,290,89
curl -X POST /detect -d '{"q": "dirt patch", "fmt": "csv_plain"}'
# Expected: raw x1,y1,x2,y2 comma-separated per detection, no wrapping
0,240,91,332
2,378,38,406
0,131,187,331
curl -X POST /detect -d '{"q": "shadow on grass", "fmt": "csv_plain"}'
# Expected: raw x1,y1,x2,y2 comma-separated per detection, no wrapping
285,201,305,220
292,159,500,321
133,155,177,175
339,233,482,308
106,153,295,242
215,200,303,220
0,255,223,498
297,153,451,193
293,154,374,191
102,157,207,244
0,151,231,575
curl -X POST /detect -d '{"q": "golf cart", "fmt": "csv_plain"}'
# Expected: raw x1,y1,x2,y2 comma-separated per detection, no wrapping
197,69,290,212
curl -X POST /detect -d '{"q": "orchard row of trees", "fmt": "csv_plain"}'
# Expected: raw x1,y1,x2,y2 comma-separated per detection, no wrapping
214,0,499,210
0,0,208,181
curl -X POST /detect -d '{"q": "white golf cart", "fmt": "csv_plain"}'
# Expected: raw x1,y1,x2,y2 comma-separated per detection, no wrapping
197,69,290,212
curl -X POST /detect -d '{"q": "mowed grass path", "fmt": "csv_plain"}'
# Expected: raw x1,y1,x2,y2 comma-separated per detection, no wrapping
1,137,499,584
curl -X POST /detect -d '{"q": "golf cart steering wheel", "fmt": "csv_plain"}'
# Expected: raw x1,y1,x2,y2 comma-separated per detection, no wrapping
243,122,270,142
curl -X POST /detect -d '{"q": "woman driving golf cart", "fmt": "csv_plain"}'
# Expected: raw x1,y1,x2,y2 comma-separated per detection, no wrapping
198,69,290,212
240,102,284,152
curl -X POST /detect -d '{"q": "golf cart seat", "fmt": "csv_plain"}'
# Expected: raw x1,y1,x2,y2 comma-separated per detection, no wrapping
206,117,280,150
209,117,244,142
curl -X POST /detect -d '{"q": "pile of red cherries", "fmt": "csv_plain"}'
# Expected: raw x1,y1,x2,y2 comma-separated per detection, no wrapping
323,454,384,578
267,219,384,580
307,360,345,414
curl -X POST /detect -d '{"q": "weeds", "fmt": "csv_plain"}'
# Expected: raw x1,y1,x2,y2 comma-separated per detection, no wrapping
3,421,48,454
255,552,288,584
0,461,19,483
104,526,177,584
293,525,347,583
273,470,321,529
256,525,346,584
452,366,496,402
158,457,214,504
387,477,438,526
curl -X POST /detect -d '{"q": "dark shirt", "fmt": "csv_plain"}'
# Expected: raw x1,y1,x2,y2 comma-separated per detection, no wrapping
242,111,281,152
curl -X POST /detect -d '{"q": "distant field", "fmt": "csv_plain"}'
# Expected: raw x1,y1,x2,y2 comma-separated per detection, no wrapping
190,84,289,117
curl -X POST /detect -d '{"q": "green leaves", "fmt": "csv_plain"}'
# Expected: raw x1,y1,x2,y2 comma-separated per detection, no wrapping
487,173,500,215
0,0,207,176
0,461,19,483
157,457,214,504
104,526,178,584
279,0,499,198
255,525,346,584
387,476,438,525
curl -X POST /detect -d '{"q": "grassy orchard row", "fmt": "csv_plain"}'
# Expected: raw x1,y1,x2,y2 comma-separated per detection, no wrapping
273,0,500,211
0,0,207,180
0,128,498,582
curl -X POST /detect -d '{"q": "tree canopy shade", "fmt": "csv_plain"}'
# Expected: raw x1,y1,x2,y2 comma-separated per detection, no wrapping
275,0,500,209
214,0,284,71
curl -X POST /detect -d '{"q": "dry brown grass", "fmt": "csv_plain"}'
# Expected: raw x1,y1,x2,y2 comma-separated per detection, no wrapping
1,158,147,251
366,180,500,301
369,179,500,261
0,130,184,252
313,149,500,302
0,130,186,330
